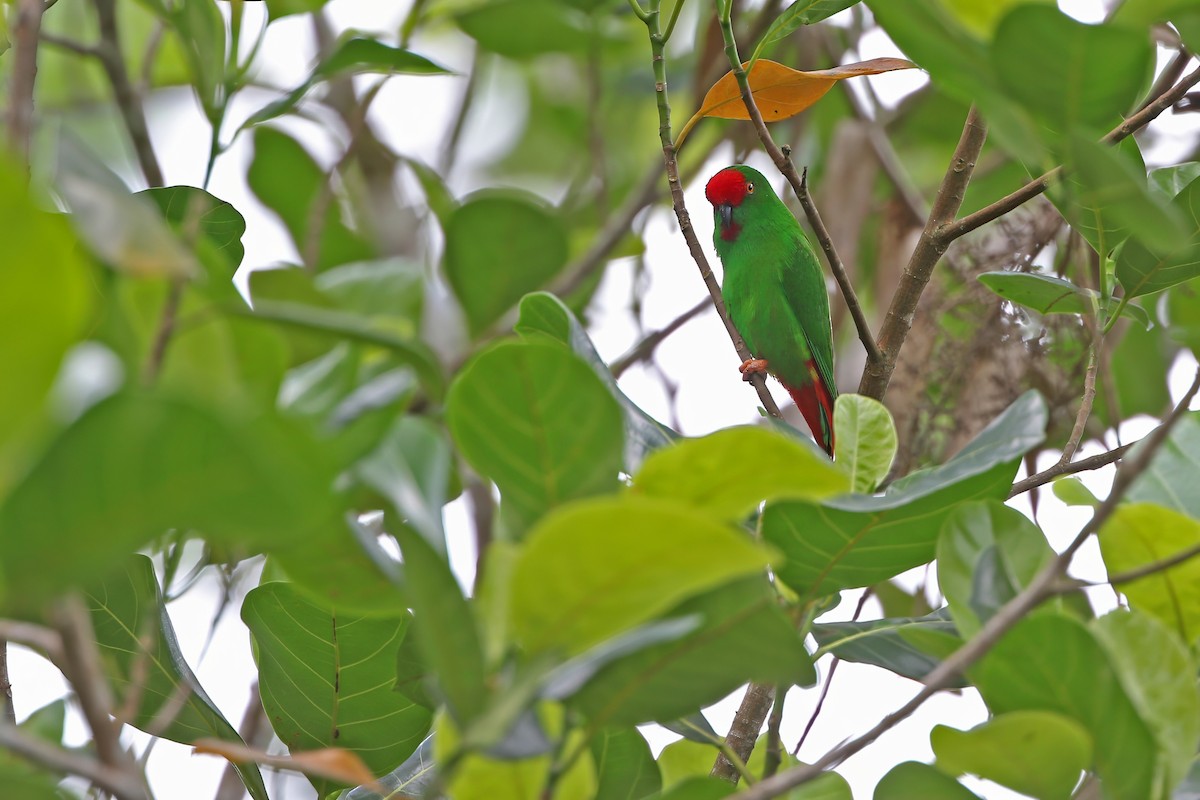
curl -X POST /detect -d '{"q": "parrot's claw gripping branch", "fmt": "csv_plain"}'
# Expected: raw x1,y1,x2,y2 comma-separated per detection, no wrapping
738,358,769,381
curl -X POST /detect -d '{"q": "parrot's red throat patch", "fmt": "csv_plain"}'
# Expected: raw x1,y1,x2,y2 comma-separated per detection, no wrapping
705,168,749,207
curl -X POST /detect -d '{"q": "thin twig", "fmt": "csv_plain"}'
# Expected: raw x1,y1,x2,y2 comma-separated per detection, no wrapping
0,722,149,800
302,80,385,271
793,588,871,757
0,620,64,661
1101,541,1200,587
729,366,1200,800
609,297,710,378
553,162,661,298
796,167,884,364
8,0,47,161
1008,442,1133,498
711,682,775,783
762,689,785,779
215,683,268,800
716,12,882,367
52,595,131,776
438,44,482,175
639,0,783,417
93,0,164,187
858,105,987,400
1058,323,1102,465
144,279,185,383
39,31,100,57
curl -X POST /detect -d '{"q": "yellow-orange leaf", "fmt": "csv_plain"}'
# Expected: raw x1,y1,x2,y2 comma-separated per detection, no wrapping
193,739,385,794
676,57,916,147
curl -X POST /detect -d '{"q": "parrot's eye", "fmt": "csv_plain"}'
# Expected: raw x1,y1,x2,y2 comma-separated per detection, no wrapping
745,182,755,194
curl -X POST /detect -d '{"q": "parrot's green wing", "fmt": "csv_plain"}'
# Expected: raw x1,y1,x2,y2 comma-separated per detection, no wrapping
781,232,837,398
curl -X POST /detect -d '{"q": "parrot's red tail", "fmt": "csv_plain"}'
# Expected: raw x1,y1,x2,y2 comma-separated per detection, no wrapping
783,366,835,457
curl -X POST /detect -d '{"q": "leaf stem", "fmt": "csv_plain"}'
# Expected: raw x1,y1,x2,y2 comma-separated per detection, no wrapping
662,0,688,43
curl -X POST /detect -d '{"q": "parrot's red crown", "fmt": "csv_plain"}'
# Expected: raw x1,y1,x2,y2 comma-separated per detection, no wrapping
705,168,749,207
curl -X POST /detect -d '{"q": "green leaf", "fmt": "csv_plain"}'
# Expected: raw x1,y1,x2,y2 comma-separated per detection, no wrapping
1116,175,1200,298
753,0,861,61
137,186,247,277
978,272,1097,316
241,582,432,796
632,426,847,521
446,340,623,535
264,0,327,19
931,711,1091,800
1094,318,1174,428
863,0,989,105
873,761,982,799
393,525,489,725
355,416,453,552
1091,610,1200,798
1150,163,1200,198
344,734,436,800
833,394,897,492
811,609,965,686
765,391,1046,599
173,0,225,113
657,739,718,791
233,299,444,400
435,709,596,800
0,158,91,467
657,776,734,800
318,36,451,78
456,0,596,57
316,258,425,328
591,727,662,800
991,6,1153,137
570,577,816,725
941,0,1053,36
1126,412,1200,519
516,292,678,472
936,501,1054,638
270,514,410,614
509,496,775,656
971,613,1170,800
1052,477,1099,507
90,556,269,800
247,127,374,271
444,193,568,336
0,393,338,608
57,137,197,278
1065,136,1188,256
1099,503,1200,644
246,38,451,127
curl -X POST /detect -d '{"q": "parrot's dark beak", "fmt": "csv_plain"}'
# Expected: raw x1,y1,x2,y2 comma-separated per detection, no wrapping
717,203,734,229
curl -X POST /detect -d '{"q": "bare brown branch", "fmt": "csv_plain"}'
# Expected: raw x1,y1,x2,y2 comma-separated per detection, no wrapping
0,722,149,800
93,0,164,187
1008,442,1133,498
858,105,987,400
609,297,710,378
7,0,47,162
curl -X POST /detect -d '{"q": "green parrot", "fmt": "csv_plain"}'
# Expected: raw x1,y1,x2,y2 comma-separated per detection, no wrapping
705,165,837,456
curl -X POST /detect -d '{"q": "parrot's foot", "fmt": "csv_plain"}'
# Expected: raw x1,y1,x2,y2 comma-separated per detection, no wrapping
739,358,769,382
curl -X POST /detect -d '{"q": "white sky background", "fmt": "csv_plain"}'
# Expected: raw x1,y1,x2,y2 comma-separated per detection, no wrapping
12,0,1200,798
